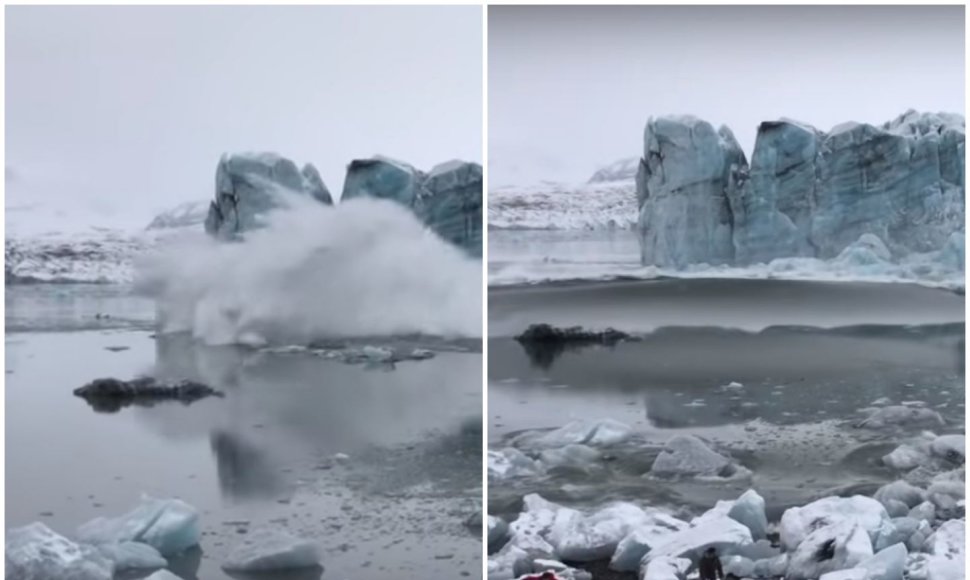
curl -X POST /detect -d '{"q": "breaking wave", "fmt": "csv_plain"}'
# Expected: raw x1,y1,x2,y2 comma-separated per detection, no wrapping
138,196,482,345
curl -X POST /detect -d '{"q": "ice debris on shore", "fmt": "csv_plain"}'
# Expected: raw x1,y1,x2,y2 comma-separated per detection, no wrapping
6,496,203,579
488,483,965,580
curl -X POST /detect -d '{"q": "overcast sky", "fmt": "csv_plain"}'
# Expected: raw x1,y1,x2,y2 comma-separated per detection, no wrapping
6,6,482,228
489,5,965,187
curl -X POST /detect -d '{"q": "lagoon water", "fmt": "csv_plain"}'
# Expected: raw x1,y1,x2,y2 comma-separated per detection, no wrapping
6,284,483,579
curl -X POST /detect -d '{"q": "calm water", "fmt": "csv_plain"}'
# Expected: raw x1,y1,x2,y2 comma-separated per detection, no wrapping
6,285,483,579
487,277,965,521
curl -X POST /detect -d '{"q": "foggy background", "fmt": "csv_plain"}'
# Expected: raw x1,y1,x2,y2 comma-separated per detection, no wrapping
6,6,482,231
489,5,965,187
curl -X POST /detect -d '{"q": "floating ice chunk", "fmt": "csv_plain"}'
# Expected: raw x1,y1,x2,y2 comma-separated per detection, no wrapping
856,406,945,429
222,528,320,572
834,234,893,266
97,541,167,570
644,516,752,565
728,489,768,539
786,522,873,580
6,522,114,580
489,448,543,481
875,481,927,510
526,419,633,449
779,495,890,550
77,496,200,556
640,555,692,580
650,434,734,478
539,444,602,472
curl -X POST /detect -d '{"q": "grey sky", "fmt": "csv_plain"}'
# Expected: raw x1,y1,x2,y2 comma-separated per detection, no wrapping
489,5,965,187
6,5,482,226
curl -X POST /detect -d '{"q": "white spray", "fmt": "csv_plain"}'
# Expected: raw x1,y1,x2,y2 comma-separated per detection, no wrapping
137,196,481,345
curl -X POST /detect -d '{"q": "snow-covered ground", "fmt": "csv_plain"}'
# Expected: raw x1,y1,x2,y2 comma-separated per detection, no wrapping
488,180,638,231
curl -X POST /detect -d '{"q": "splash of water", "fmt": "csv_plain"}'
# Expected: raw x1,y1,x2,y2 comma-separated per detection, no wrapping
137,196,481,345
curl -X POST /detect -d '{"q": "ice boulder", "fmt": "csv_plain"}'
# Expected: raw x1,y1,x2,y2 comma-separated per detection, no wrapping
930,435,965,464
205,152,332,239
874,518,922,552
640,555,692,580
553,502,659,562
723,555,756,578
779,495,890,550
875,481,927,511
489,515,510,550
650,434,735,478
6,522,114,580
752,553,789,578
609,513,689,572
222,528,320,572
521,419,633,449
636,115,745,268
488,448,543,481
856,543,908,580
643,516,752,565
144,571,183,580
785,522,874,580
857,406,945,430
96,541,167,570
728,489,769,540
76,496,200,556
539,444,603,472
922,519,965,580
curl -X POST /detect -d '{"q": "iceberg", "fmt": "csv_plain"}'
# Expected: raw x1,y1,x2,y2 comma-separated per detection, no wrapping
144,571,183,580
222,528,320,572
205,152,332,239
518,419,633,449
649,434,735,478
6,522,114,580
636,111,965,268
341,156,483,255
76,496,200,556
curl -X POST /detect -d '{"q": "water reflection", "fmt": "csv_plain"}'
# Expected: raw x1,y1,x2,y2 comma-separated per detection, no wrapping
137,333,482,502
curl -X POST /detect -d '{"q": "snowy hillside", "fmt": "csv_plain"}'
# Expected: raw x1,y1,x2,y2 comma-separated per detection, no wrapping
488,180,637,230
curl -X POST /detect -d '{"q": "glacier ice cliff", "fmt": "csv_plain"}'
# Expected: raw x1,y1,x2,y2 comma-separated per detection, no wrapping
341,156,483,255
636,111,965,268
204,152,333,239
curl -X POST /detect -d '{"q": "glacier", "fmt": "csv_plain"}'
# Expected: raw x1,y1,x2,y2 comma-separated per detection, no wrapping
204,152,333,239
341,156,483,255
636,111,965,269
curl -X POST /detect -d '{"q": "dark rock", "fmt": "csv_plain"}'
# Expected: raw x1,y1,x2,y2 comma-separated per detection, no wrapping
514,324,636,369
73,377,223,413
